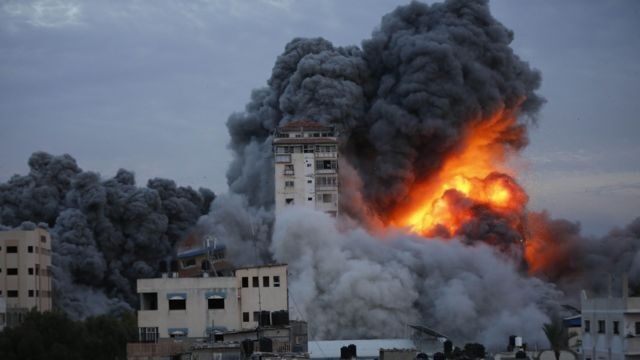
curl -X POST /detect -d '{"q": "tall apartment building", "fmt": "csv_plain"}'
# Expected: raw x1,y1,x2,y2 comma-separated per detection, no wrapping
581,276,640,360
0,226,53,325
273,119,339,216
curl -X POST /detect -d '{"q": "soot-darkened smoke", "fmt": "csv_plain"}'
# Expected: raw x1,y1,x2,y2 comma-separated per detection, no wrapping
211,0,640,348
226,0,543,219
0,152,214,318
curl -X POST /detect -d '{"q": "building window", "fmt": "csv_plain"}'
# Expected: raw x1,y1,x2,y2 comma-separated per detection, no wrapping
253,311,260,322
635,322,640,335
322,193,333,203
6,246,17,253
598,320,605,334
141,293,158,310
584,320,590,332
181,258,196,268
7,268,17,275
28,246,33,253
316,160,337,170
252,276,259,287
284,164,294,175
243,312,250,322
285,198,294,205
139,327,159,343
614,321,619,335
274,276,281,287
40,236,46,243
275,154,291,163
242,276,249,288
28,290,34,297
285,180,294,188
7,290,18,298
28,267,34,275
317,176,337,187
263,276,270,287
208,298,224,310
308,197,313,201
168,299,186,310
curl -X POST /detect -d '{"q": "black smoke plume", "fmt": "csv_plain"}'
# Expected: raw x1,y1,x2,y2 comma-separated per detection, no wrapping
0,152,214,318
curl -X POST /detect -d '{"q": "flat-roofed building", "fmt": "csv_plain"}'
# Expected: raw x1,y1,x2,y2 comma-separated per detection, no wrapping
135,263,289,342
273,119,339,216
0,226,53,324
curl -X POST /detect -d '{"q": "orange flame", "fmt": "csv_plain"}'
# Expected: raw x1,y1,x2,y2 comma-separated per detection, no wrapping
390,109,528,238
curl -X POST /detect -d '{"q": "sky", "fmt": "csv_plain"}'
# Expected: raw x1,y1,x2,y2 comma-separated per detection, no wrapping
0,0,638,236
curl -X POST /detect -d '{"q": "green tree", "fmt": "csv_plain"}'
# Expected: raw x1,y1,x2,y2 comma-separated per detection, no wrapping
0,310,136,360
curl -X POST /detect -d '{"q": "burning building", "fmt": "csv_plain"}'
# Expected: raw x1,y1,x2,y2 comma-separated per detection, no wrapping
273,120,339,216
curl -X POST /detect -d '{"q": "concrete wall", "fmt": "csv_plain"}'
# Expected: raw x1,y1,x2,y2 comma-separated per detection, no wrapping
236,265,288,330
581,288,640,360
0,228,52,313
137,276,240,338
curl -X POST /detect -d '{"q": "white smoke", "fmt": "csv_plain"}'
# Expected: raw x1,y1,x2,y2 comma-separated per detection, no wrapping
271,207,561,350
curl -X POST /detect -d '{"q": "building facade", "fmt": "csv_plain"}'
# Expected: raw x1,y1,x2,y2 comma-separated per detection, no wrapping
136,264,289,341
273,119,339,216
581,277,640,360
0,227,53,320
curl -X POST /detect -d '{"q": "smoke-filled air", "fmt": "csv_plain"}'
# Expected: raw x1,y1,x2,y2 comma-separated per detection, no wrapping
2,0,640,351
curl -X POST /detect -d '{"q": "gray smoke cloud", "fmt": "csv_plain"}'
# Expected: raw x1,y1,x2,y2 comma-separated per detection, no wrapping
0,152,214,318
204,0,640,349
271,208,560,349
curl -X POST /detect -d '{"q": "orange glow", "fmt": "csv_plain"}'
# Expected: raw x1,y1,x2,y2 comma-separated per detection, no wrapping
390,109,528,238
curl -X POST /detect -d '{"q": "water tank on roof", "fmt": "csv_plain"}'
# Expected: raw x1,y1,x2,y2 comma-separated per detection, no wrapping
259,337,273,353
260,311,271,326
348,344,357,358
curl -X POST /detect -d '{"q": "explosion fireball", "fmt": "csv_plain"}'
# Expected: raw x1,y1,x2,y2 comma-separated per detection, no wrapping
390,107,529,241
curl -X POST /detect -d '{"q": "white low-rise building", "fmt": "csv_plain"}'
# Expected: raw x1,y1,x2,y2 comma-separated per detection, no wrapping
581,276,640,360
136,263,289,342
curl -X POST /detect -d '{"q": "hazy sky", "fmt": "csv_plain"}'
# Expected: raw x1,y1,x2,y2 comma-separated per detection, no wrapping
1,0,638,235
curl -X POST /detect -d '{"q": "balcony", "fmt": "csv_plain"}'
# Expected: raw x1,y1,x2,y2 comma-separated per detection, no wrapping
315,152,337,158
283,170,295,176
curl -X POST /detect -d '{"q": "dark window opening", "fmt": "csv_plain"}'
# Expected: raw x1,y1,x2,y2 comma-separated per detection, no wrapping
242,276,249,288
285,198,294,205
28,268,33,275
252,276,259,287
635,321,640,335
28,290,34,297
40,236,46,243
168,299,186,310
274,276,281,287
7,268,18,275
243,312,250,322
263,276,270,287
7,290,18,298
614,321,620,335
598,320,605,334
208,298,224,310
7,246,17,253
27,246,33,253
141,293,158,310
584,320,590,332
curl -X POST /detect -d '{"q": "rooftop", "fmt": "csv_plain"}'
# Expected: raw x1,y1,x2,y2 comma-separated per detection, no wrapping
308,339,416,359
279,119,331,131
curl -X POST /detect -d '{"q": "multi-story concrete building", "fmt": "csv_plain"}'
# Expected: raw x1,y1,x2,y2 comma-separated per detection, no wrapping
0,296,6,332
273,119,339,216
135,263,289,342
0,226,53,325
581,276,640,360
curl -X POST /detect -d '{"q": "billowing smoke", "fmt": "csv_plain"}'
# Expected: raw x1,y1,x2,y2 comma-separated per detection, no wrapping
272,208,561,349
204,0,640,349
0,152,214,318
